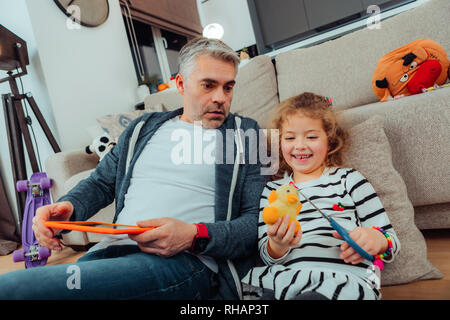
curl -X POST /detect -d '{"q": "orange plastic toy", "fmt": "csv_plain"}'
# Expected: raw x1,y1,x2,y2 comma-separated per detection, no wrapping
45,221,155,235
158,83,169,91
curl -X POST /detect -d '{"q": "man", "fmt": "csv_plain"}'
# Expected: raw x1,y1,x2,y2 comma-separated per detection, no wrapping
0,37,266,299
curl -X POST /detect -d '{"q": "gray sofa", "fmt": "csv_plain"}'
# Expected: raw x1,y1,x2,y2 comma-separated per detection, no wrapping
46,0,448,285
137,0,450,230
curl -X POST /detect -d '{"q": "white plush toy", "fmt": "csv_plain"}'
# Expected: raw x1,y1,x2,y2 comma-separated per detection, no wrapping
85,133,116,161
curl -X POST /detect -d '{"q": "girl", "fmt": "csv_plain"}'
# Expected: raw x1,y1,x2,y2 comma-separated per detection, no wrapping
242,92,400,300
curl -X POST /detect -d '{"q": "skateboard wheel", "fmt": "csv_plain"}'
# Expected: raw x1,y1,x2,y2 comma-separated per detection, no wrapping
12,249,25,263
16,180,29,192
38,246,51,259
40,177,52,190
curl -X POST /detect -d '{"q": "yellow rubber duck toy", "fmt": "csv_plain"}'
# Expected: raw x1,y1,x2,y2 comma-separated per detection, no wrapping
262,184,302,233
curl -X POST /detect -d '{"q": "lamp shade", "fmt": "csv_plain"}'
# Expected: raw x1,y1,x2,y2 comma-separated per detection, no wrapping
202,23,224,39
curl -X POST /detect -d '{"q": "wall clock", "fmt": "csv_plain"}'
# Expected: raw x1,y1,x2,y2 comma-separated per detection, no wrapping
54,0,110,27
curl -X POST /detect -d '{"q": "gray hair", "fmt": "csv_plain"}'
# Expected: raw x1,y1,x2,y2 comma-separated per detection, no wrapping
178,37,240,80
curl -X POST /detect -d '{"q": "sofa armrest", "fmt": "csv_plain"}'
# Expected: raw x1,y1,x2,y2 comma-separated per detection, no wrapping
45,149,99,201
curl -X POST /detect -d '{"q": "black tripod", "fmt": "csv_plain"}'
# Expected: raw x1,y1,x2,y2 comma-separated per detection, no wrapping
1,57,61,222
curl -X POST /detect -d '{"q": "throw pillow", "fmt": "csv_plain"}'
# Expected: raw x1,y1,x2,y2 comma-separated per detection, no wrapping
231,55,279,128
339,114,443,286
96,103,166,140
144,102,167,113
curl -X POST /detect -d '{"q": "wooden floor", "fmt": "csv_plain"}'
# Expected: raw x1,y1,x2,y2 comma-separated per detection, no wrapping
380,229,450,300
1,229,449,300
0,244,85,276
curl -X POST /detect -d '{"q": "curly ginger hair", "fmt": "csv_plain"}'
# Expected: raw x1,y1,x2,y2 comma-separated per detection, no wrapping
269,92,349,180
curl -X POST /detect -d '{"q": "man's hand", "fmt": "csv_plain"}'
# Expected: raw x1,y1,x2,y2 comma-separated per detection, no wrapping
333,227,389,264
32,201,74,251
129,218,198,257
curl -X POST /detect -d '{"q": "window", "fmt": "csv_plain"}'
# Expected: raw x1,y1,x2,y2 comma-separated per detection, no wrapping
122,16,188,93
120,0,201,93
248,0,416,55
160,29,188,78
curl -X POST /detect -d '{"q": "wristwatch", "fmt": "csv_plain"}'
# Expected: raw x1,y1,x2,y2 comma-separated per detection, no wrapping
190,223,210,254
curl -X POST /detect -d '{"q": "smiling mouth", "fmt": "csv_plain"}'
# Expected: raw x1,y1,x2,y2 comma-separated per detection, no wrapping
292,154,312,160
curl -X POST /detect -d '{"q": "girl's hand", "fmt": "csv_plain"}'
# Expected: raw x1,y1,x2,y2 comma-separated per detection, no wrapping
333,227,388,264
266,214,302,259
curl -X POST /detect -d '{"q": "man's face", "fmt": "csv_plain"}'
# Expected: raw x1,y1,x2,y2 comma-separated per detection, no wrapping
176,55,236,129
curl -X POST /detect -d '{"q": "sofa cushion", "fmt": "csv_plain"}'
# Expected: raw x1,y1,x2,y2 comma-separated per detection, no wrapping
275,0,450,109
414,203,450,230
231,55,279,128
96,103,165,141
97,110,146,140
338,87,450,207
340,115,442,285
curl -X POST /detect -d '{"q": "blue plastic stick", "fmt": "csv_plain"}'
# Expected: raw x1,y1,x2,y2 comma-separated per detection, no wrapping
297,189,374,262
329,217,374,262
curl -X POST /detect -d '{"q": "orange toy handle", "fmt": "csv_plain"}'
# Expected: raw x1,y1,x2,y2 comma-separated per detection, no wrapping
45,221,155,235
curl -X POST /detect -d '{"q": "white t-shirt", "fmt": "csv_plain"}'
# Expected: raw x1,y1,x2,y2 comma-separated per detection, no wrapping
89,116,218,272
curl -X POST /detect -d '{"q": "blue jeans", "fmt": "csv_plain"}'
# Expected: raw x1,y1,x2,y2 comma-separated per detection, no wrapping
0,245,216,300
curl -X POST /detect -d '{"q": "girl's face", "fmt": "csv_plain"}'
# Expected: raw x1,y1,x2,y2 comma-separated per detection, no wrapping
281,113,329,182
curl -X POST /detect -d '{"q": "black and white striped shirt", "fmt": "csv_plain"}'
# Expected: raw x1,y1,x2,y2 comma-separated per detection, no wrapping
242,167,400,300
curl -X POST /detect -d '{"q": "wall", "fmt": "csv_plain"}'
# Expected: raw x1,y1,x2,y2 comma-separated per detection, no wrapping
197,0,256,51
0,0,139,221
26,0,139,151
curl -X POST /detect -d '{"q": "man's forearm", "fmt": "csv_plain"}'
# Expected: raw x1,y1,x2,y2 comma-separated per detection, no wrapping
202,213,258,259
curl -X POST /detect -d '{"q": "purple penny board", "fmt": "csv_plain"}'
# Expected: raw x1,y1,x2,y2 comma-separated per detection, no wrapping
13,172,52,268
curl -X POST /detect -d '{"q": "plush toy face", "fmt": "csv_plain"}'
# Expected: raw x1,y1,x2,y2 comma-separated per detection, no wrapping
269,184,299,205
85,134,116,161
372,39,450,101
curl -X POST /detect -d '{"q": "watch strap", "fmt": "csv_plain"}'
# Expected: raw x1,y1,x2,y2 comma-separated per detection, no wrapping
190,223,210,253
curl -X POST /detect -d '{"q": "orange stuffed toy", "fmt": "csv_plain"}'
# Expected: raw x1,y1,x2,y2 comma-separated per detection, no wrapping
262,184,302,234
372,39,450,101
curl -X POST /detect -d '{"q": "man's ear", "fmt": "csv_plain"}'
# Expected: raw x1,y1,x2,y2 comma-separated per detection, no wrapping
176,73,185,95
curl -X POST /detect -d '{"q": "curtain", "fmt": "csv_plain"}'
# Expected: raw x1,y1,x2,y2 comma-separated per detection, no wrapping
120,0,202,37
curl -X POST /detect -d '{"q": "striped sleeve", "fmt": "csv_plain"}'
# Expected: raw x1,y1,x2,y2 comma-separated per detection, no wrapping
258,181,293,266
345,170,401,263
